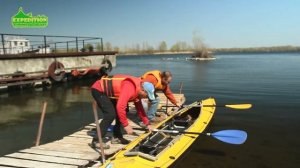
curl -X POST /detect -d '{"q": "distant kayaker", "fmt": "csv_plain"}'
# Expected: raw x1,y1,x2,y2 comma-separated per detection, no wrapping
141,70,180,123
91,74,155,149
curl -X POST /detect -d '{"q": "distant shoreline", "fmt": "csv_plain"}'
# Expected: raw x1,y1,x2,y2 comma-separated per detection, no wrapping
214,51,300,55
117,50,300,56
116,45,300,56
117,51,193,56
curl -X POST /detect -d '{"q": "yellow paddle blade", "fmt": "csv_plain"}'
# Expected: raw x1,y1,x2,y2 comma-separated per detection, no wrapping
225,104,252,109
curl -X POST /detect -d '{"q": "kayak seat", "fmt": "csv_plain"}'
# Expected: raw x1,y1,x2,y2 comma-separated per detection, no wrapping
139,136,174,156
172,114,193,127
143,132,167,147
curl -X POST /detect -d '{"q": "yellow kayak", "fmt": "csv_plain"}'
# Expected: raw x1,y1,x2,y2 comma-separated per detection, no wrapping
101,98,216,168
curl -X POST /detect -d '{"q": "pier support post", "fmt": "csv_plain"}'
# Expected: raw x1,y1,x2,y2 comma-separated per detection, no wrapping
82,40,85,51
179,82,183,94
92,101,106,164
35,101,48,146
100,38,103,51
1,34,5,55
76,37,78,52
44,36,47,54
67,42,69,52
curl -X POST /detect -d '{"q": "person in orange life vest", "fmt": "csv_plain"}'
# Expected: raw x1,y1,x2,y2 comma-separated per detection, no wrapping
91,74,155,148
141,70,179,122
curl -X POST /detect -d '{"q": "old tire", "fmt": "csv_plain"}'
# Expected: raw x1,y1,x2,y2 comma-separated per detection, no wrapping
48,61,65,82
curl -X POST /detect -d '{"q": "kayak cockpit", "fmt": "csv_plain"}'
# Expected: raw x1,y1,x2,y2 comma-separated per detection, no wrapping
124,105,202,160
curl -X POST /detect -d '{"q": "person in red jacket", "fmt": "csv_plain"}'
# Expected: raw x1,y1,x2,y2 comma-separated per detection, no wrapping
142,70,180,122
91,74,154,148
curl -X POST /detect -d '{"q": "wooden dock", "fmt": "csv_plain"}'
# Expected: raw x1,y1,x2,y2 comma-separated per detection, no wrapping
0,93,185,168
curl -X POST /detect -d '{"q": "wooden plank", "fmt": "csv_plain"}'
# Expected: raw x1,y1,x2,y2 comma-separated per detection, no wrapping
65,135,92,140
76,129,90,133
20,148,99,160
33,147,100,157
38,143,93,151
84,125,96,129
90,161,102,168
71,131,93,136
0,157,77,168
53,140,93,147
157,93,184,101
89,123,97,126
52,136,139,156
34,144,98,154
67,134,92,139
32,146,99,156
106,142,125,149
62,136,93,143
71,129,91,134
103,147,123,156
6,153,89,166
56,139,91,145
69,133,91,138
61,134,140,148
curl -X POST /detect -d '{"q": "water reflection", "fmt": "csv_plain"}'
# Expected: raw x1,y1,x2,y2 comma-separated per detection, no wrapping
0,80,96,156
0,81,94,126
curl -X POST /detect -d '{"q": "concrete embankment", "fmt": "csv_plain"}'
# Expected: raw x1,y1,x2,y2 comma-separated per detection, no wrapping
0,52,116,88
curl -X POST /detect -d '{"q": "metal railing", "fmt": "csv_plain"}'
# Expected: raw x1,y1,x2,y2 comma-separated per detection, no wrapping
0,33,104,55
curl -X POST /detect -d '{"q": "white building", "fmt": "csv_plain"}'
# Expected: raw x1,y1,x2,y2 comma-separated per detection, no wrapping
0,36,51,55
0,36,30,54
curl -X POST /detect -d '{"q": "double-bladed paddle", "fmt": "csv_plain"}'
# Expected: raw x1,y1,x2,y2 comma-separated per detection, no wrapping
163,103,252,110
151,129,247,145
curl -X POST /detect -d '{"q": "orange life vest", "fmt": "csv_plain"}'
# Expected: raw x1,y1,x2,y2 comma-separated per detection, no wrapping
142,70,165,90
99,74,141,101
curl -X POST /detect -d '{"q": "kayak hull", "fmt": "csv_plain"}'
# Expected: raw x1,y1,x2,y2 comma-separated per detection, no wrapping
101,98,216,168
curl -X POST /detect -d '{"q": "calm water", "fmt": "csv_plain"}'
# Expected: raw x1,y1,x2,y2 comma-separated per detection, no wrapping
0,53,300,168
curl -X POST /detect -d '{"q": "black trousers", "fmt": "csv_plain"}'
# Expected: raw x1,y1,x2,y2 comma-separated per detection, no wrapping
91,88,122,140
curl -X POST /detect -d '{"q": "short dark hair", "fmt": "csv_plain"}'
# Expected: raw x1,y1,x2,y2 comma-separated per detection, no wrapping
162,71,172,78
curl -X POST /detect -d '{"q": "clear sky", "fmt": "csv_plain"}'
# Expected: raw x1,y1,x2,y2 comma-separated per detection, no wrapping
1,0,299,48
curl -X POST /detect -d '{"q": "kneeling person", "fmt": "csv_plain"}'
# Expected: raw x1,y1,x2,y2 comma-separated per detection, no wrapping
142,70,180,123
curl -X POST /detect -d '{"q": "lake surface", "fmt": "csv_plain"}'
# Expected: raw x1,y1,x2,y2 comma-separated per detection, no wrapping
0,53,300,167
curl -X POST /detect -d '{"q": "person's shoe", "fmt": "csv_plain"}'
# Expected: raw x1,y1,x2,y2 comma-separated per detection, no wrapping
90,141,110,149
89,136,110,143
111,137,130,145
87,130,97,137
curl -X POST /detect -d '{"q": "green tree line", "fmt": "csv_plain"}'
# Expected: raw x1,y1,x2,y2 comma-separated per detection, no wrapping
81,31,300,54
102,41,300,54
59,42,300,54
212,46,300,53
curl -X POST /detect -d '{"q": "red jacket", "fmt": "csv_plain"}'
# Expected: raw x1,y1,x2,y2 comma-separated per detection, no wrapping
92,75,149,127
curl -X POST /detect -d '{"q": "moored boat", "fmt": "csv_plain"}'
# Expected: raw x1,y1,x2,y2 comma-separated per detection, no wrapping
101,97,216,168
